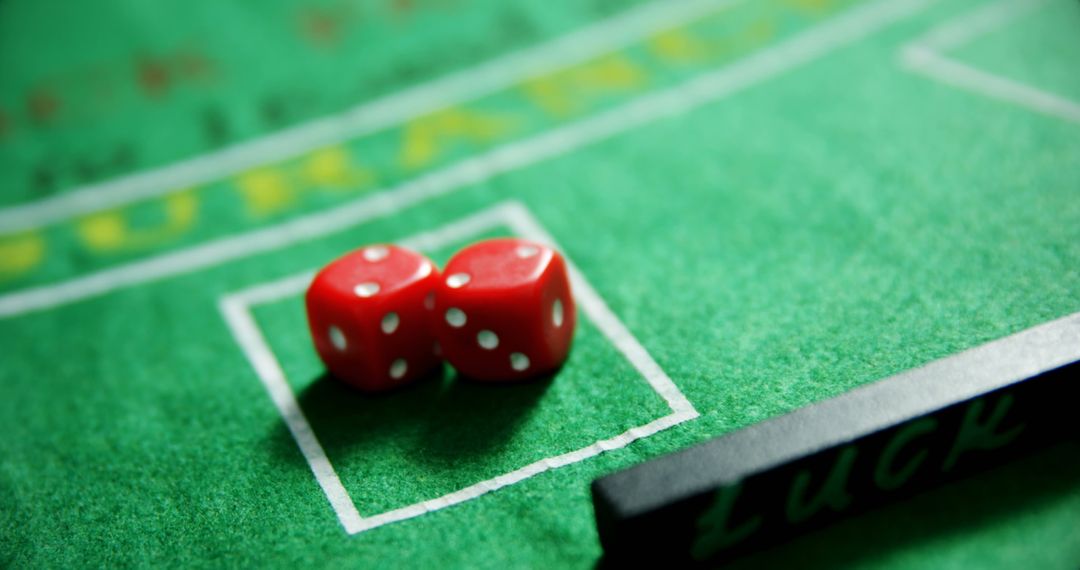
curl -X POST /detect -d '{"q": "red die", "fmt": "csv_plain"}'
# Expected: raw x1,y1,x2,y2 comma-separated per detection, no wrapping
432,238,576,382
305,244,441,391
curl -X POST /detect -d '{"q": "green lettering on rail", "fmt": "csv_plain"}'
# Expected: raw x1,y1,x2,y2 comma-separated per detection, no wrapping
691,481,763,560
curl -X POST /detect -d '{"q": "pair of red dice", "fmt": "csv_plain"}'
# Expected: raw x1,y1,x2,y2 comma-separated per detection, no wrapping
304,238,577,391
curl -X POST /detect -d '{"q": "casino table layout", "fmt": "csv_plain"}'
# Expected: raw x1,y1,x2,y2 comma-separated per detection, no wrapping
1,0,1078,567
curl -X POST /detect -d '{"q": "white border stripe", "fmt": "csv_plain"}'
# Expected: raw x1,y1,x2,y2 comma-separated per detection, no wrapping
900,0,1080,125
0,0,934,319
218,296,365,534
353,411,696,532
903,49,1080,124
0,0,740,233
908,0,1044,51
226,205,511,308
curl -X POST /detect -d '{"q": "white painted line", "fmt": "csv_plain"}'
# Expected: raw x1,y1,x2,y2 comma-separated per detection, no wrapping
218,201,699,534
903,49,1080,124
395,203,515,255
0,0,933,319
353,411,697,533
908,0,1045,51
0,0,742,234
901,0,1080,125
217,296,365,534
227,204,512,308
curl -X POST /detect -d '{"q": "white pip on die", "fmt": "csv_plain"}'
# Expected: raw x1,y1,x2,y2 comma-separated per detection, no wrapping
431,238,576,382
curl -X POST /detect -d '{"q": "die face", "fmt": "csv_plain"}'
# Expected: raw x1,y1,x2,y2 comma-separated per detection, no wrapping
433,239,576,381
442,238,555,293
314,244,436,300
536,260,576,366
305,245,441,391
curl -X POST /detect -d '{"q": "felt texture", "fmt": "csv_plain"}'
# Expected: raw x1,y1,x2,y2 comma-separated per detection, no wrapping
2,0,1079,567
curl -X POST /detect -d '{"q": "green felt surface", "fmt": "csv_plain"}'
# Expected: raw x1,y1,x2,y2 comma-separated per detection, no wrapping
2,0,1079,567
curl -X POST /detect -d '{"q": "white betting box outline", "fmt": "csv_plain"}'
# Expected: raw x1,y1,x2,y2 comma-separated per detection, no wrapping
901,0,1080,125
218,201,699,535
